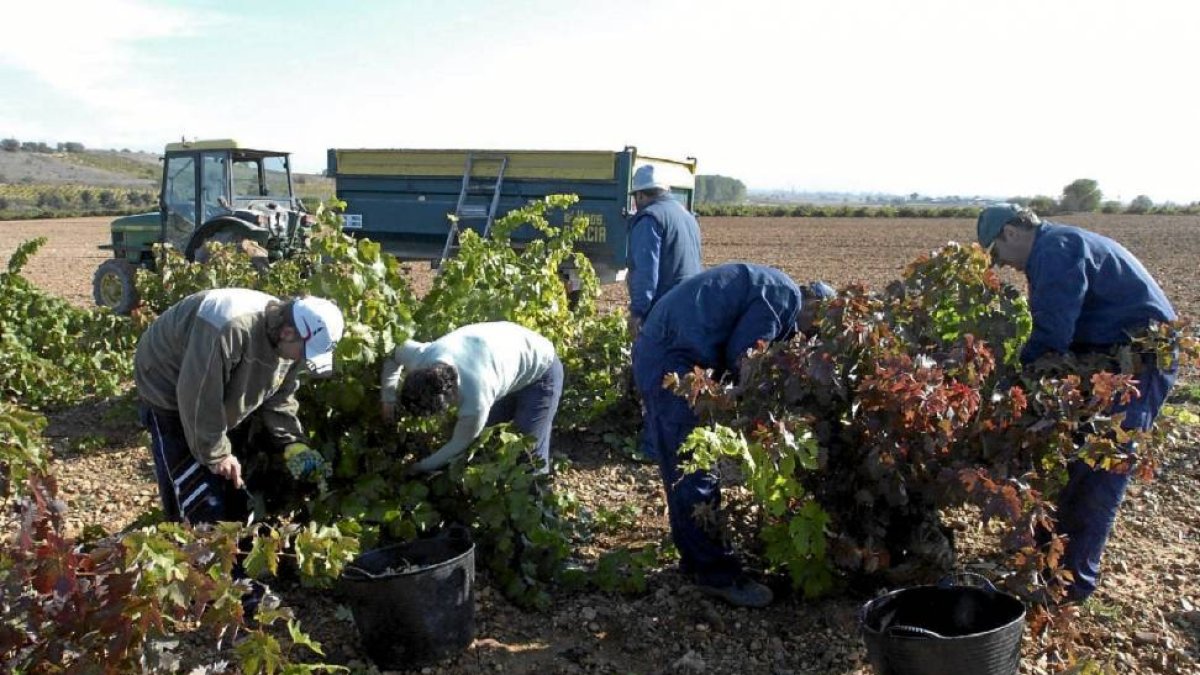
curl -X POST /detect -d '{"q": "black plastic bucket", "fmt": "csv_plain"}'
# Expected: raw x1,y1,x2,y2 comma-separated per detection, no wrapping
860,573,1025,675
340,528,475,669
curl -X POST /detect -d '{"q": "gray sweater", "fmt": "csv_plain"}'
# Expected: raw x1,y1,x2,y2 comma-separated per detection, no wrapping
134,289,305,466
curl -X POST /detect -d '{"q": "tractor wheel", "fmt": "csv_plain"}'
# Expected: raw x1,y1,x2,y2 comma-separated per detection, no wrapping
92,258,140,315
193,231,270,271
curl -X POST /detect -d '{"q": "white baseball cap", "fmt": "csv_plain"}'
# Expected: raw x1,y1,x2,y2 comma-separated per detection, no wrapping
292,296,344,376
629,165,671,193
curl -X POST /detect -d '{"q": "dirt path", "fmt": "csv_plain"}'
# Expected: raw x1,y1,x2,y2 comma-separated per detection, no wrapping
0,215,112,307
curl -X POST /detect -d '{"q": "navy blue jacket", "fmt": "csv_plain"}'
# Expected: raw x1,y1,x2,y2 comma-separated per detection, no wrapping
627,195,703,321
634,263,802,392
1022,222,1175,363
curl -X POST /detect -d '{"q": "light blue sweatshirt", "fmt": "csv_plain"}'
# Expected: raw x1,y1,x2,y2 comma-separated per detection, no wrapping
380,321,556,471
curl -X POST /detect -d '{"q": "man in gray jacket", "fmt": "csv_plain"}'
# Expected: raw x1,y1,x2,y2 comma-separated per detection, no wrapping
135,288,344,524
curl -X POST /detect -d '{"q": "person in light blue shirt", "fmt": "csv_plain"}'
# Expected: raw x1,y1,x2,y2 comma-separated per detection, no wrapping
626,164,703,338
633,263,833,608
380,322,563,474
977,203,1177,601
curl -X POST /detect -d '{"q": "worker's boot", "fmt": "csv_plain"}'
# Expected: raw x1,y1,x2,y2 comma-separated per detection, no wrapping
695,575,773,608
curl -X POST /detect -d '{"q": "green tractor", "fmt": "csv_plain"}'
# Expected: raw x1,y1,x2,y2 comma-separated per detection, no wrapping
93,139,313,313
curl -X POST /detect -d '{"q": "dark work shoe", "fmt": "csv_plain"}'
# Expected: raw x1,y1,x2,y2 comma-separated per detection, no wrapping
696,576,774,608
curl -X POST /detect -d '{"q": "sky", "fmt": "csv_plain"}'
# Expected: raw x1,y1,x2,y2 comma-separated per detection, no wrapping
1,0,1197,203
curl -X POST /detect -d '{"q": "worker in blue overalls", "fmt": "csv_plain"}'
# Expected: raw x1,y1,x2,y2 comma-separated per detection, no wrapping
626,164,703,462
977,203,1177,602
626,164,703,337
633,263,834,607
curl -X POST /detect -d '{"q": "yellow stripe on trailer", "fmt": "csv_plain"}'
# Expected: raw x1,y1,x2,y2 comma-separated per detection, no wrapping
634,155,698,190
334,149,617,181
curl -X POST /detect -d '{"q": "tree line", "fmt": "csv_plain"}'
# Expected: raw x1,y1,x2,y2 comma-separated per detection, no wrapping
0,184,156,220
693,176,1199,217
1006,178,1188,216
695,175,746,204
1,138,87,153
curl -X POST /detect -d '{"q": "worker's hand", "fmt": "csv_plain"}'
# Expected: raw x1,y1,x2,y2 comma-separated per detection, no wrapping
407,455,440,476
381,401,396,424
284,443,329,482
210,455,244,489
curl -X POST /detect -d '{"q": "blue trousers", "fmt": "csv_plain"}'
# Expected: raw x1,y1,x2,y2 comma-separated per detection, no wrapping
1056,363,1176,600
140,402,250,524
635,340,740,585
485,357,563,473
139,403,266,616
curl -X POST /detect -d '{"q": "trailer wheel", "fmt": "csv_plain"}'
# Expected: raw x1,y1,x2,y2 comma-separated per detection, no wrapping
93,258,140,315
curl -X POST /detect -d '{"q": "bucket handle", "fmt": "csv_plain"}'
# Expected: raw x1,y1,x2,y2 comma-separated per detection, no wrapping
886,624,946,640
937,571,997,593
343,555,417,580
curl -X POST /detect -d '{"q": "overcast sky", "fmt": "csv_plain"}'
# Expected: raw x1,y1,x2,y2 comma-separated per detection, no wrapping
1,0,1196,203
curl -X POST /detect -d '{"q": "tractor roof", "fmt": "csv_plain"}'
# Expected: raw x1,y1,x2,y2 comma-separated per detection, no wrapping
165,139,288,156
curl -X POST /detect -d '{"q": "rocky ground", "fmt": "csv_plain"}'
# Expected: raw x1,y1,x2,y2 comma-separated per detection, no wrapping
3,214,1199,674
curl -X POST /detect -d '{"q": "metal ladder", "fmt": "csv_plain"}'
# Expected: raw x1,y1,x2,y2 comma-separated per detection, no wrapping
438,153,509,267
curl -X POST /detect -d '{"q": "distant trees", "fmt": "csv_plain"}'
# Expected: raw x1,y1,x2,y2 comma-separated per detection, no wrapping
1001,188,1193,216
695,175,746,204
1015,179,1103,215
1060,178,1102,212
1128,194,1154,214
128,191,155,207
36,192,67,209
1027,195,1060,214
2,138,84,153
693,203,978,218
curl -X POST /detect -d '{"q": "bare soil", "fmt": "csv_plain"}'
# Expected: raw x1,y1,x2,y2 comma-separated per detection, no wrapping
2,214,1198,674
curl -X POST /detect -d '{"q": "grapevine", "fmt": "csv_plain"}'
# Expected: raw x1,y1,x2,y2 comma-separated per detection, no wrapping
669,242,1198,604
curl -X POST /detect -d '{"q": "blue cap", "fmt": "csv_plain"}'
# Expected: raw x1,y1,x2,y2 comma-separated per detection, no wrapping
806,281,835,300
976,203,1022,248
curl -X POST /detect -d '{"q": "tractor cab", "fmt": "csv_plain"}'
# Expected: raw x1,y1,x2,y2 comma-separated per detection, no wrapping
94,139,312,314
160,139,307,258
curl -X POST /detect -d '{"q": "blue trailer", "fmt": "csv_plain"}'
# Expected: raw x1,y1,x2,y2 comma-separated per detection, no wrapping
326,146,697,285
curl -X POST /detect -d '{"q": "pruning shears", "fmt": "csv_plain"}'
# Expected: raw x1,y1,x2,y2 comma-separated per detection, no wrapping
240,486,264,526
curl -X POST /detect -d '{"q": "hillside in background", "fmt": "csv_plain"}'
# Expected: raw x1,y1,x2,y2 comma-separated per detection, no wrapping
0,149,158,188
0,144,333,220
